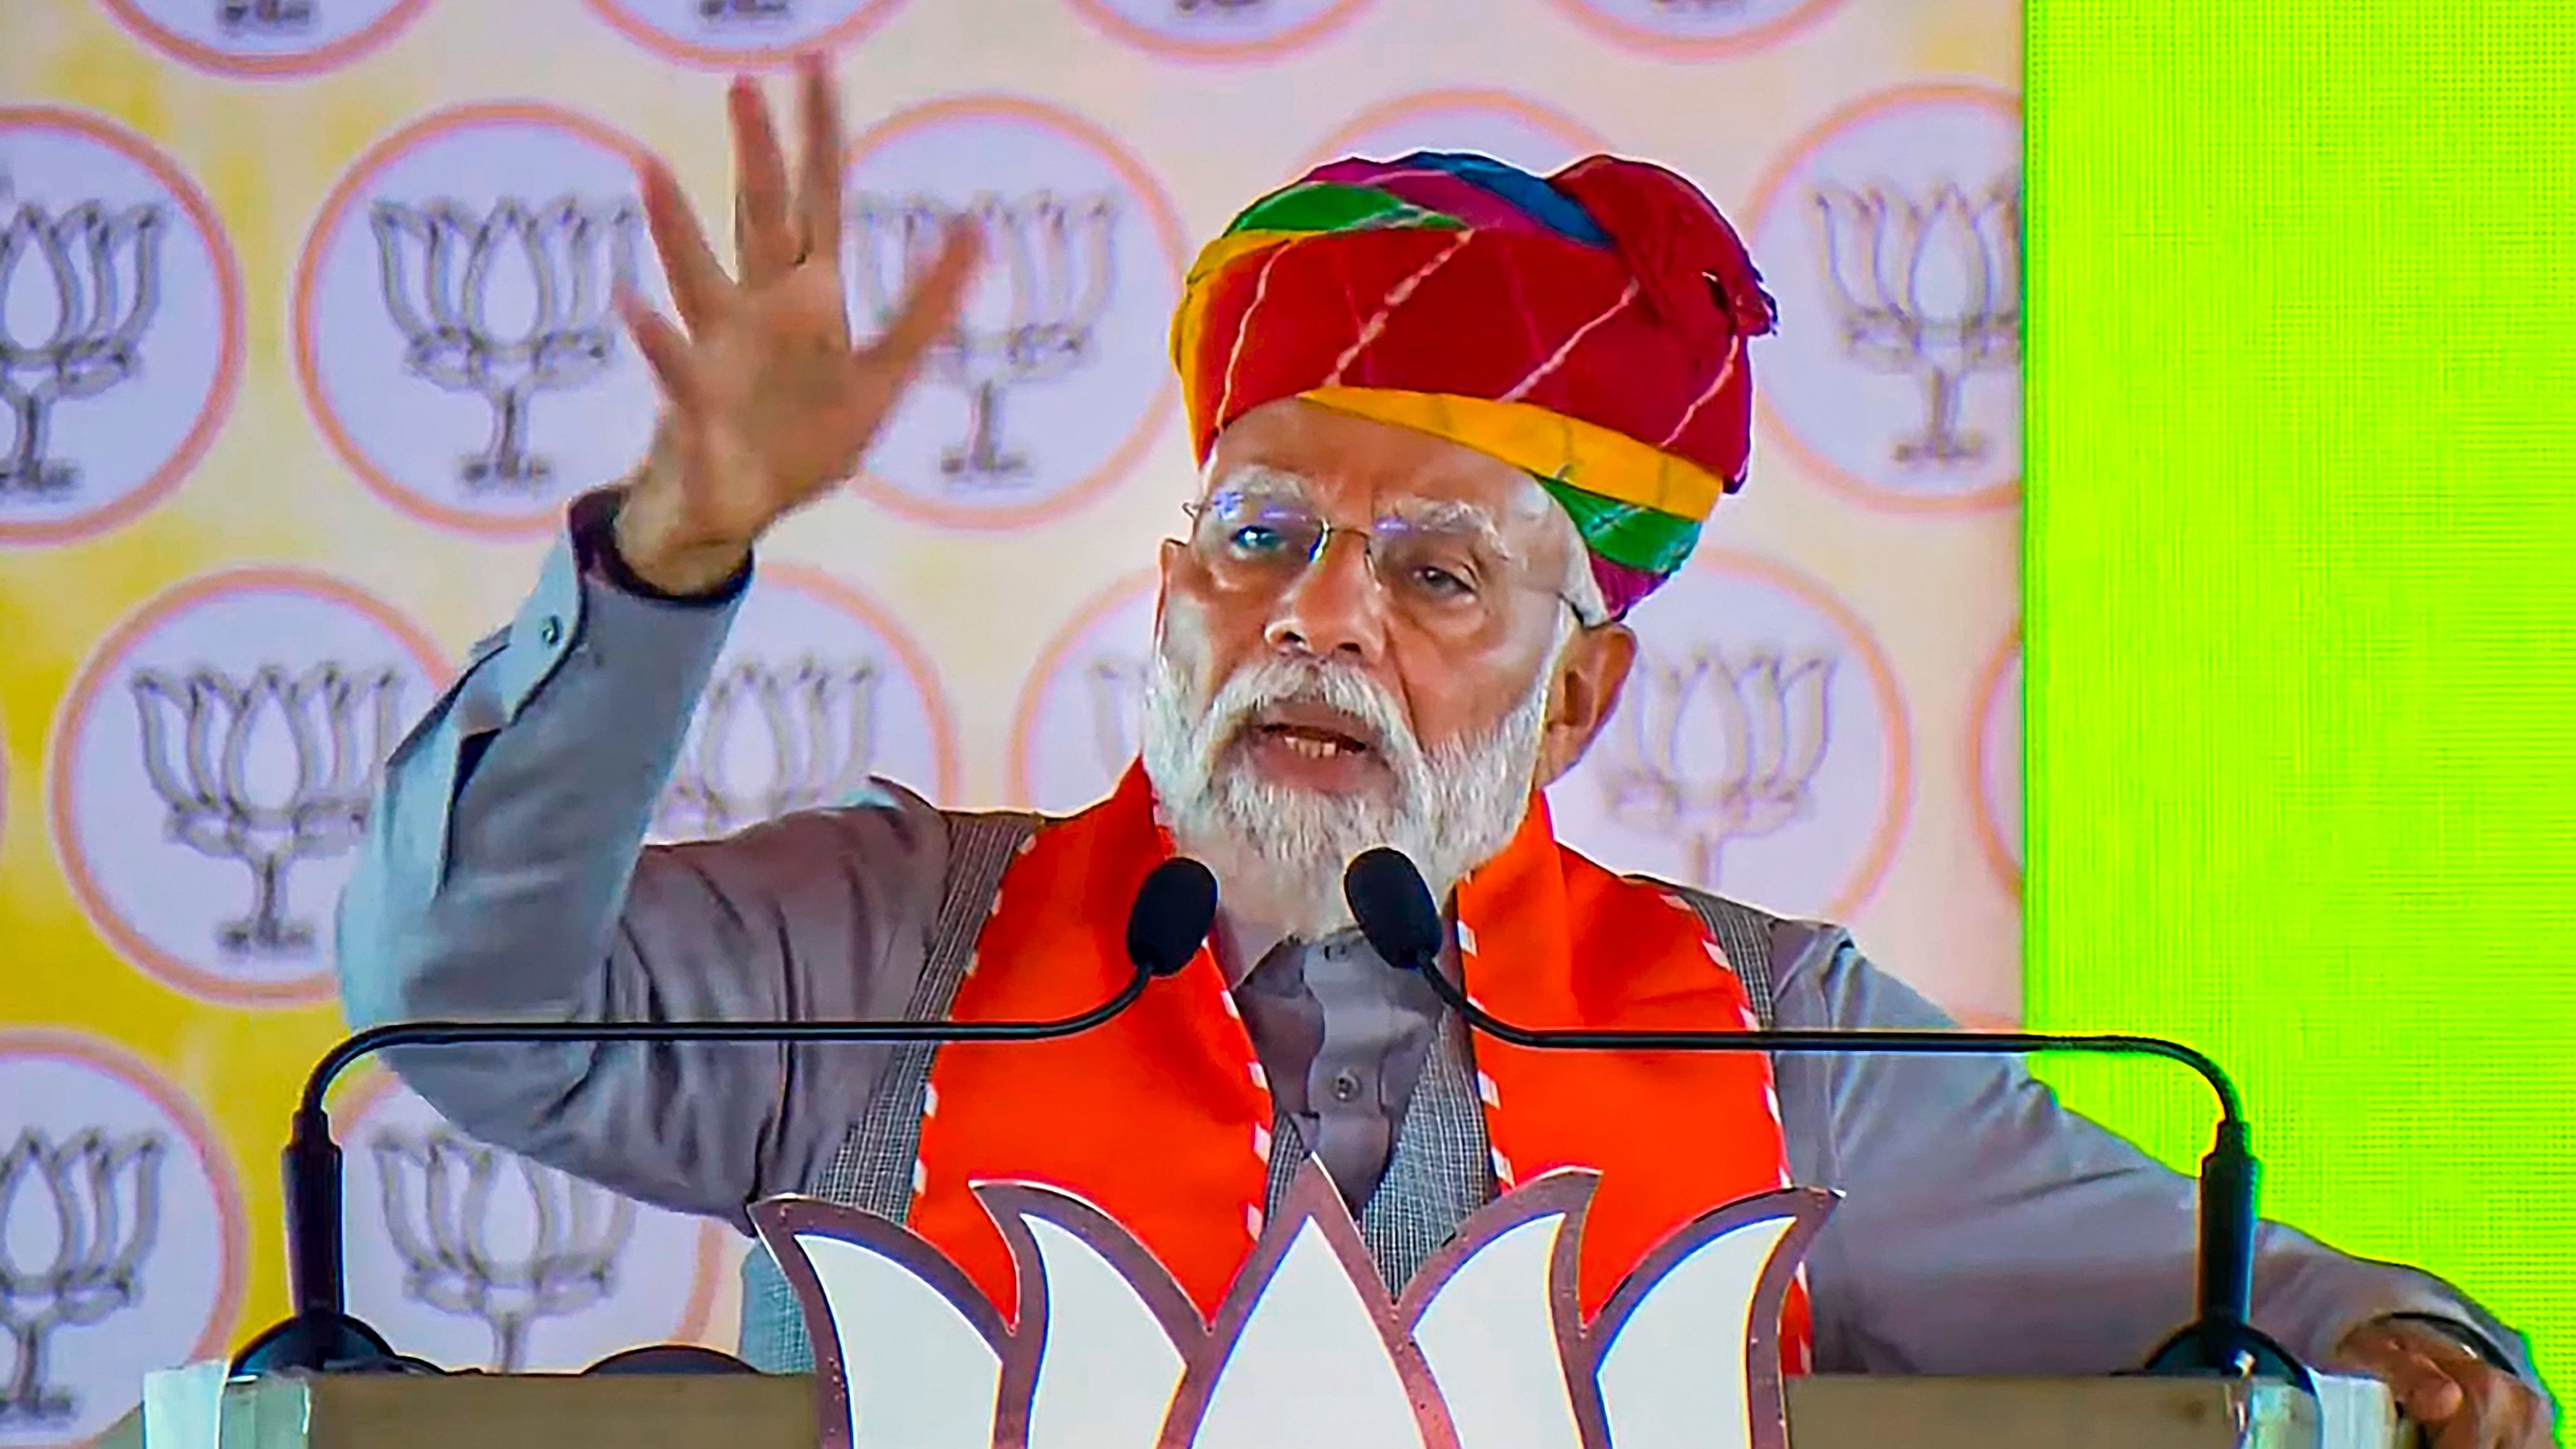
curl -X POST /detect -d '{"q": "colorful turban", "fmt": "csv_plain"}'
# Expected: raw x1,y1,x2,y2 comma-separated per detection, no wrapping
1172,151,1776,618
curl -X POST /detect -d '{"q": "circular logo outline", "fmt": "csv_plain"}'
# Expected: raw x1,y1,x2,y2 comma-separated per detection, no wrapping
1008,567,1158,808
1572,546,1913,922
0,1025,249,1434
330,1065,729,1359
840,94,1185,534
48,564,451,1008
1743,81,2024,517
293,101,656,541
1299,87,1609,175
0,106,245,550
93,0,438,78
1971,623,2019,894
731,560,965,805
1543,0,1846,60
1063,0,1376,62
578,0,910,69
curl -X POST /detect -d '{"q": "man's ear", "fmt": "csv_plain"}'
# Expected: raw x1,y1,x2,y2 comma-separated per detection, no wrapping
1156,536,1181,624
1537,621,1636,787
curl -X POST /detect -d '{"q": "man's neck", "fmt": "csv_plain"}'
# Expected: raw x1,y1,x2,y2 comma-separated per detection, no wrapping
1210,910,1293,988
1210,905,1446,988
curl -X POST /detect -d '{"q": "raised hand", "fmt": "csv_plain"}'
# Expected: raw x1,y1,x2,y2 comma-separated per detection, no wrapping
610,52,980,595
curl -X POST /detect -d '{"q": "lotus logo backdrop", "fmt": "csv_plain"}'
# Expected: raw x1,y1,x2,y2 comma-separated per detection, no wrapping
0,0,2016,1426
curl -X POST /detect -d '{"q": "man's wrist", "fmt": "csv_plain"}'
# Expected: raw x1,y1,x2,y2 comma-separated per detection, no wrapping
575,490,752,607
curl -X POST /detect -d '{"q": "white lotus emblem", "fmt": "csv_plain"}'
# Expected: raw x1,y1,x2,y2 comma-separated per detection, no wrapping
754,1160,1833,1449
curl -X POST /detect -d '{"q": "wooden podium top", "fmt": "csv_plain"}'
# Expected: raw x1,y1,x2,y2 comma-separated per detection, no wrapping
100,1370,2395,1449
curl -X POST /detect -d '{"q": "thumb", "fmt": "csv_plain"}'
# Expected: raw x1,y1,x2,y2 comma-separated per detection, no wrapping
2402,1369,2467,1425
2336,1331,2469,1425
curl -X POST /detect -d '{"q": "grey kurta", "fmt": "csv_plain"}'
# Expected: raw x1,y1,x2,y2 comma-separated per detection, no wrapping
336,496,2536,1382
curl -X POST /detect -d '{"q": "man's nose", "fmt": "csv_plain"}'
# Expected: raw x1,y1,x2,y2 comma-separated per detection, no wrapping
1264,530,1387,663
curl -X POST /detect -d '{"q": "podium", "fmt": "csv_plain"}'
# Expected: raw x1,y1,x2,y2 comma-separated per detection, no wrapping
141,1160,2403,1446
99,1371,2398,1449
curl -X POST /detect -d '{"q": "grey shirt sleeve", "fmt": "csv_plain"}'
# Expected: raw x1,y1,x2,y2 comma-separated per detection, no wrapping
1770,925,2540,1387
334,496,952,1230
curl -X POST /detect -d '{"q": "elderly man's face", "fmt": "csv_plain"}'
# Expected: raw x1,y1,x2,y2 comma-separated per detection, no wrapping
1142,398,1637,934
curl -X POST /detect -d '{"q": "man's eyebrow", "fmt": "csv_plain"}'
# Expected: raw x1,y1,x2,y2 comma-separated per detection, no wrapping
1389,496,1516,557
1199,469,1519,557
1205,463,1316,501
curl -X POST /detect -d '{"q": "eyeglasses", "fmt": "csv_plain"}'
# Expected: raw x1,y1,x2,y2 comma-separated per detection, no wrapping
1182,489,1603,634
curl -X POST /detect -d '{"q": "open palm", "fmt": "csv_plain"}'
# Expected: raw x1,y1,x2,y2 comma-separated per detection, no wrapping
611,55,979,592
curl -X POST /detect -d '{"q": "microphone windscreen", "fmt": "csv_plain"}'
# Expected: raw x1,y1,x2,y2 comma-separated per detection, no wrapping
1344,848,1443,969
1128,857,1219,977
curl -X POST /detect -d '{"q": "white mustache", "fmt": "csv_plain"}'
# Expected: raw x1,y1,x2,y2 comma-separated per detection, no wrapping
1198,659,1425,779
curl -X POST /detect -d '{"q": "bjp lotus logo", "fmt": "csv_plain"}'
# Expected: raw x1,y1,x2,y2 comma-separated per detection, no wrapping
1596,646,1837,893
647,567,955,843
579,0,903,66
370,195,642,493
0,174,162,501
1068,0,1372,59
1810,177,2020,470
338,1079,724,1373
848,191,1118,488
1546,0,1841,56
1548,553,1909,924
0,111,241,546
1012,572,1157,814
297,104,665,536
0,1033,244,1446
0,1128,163,1427
129,662,405,958
369,1127,637,1373
758,1161,1831,1449
656,656,884,840
218,0,314,31
100,0,431,76
837,99,1183,530
696,0,793,22
52,568,442,1005
1743,85,2021,510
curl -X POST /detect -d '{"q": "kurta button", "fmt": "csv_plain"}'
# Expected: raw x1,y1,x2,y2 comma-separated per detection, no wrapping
538,616,562,646
1329,1070,1362,1104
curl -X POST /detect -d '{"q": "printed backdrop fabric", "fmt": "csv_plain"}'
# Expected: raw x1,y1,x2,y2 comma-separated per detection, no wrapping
0,0,2018,1435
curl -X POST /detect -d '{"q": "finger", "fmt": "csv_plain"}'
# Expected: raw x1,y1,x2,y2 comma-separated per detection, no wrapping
2337,1336,2464,1433
2376,1342,2467,1422
637,157,730,332
2406,1364,2468,1432
792,51,845,266
2447,1366,2538,1449
858,216,981,375
2411,1361,2476,1449
616,289,702,412
728,74,796,284
2506,1386,2555,1449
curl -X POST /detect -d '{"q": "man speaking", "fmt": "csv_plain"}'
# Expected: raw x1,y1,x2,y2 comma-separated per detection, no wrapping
337,57,2548,1446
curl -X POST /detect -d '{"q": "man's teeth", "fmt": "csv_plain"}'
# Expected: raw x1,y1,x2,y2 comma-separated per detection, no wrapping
1280,733,1352,759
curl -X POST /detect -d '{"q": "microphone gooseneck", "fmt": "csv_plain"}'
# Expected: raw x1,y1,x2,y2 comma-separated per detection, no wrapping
1341,846,2296,1387
237,855,1219,1375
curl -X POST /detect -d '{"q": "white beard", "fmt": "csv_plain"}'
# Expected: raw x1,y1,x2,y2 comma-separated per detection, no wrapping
1139,634,1555,941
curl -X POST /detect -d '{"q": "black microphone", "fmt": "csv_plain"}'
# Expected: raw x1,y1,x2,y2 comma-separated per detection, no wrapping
1341,846,2298,1387
234,855,1219,1375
